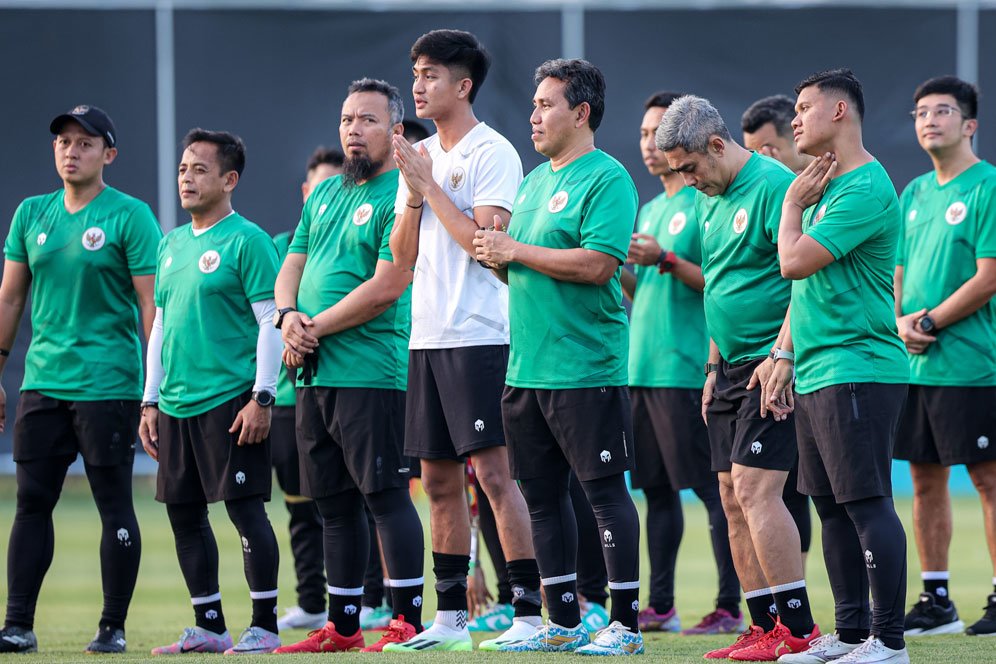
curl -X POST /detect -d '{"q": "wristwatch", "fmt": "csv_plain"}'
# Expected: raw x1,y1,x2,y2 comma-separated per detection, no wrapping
656,250,677,274
704,362,719,376
140,401,158,411
272,307,296,329
918,314,936,333
769,348,796,363
251,390,275,407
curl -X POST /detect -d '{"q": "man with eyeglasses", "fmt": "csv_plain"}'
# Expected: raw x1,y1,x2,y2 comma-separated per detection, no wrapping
893,75,996,638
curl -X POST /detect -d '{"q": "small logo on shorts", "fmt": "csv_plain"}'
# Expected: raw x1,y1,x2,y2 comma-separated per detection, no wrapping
474,419,485,432
631,600,640,611
787,598,801,609
864,549,875,568
945,201,967,225
117,528,131,546
199,250,221,273
600,450,612,463
353,203,373,226
750,440,762,454
242,536,251,553
412,595,422,607
82,227,105,250
978,436,990,450
548,191,569,213
668,212,687,235
344,604,357,615
37,232,47,246
561,592,575,604
235,471,246,484
733,208,748,234
205,609,218,620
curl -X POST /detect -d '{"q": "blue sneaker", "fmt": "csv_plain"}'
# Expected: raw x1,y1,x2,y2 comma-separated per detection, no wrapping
582,601,611,631
498,621,590,652
576,621,645,656
468,603,514,632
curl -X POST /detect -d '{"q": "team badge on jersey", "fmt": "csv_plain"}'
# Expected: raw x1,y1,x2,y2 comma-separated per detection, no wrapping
814,204,827,224
908,209,917,222
548,191,569,213
945,201,967,225
82,227,106,251
668,212,687,235
36,232,47,246
199,250,221,274
732,208,748,234
353,203,373,226
448,167,466,191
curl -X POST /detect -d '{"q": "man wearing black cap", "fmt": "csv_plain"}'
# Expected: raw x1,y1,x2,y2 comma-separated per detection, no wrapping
0,105,161,654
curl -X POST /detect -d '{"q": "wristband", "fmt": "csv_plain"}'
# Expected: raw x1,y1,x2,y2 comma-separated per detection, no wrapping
656,250,678,274
406,201,423,209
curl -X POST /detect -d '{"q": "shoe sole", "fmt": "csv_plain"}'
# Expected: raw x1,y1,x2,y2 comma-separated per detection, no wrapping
965,630,996,636
905,620,965,636
384,641,472,652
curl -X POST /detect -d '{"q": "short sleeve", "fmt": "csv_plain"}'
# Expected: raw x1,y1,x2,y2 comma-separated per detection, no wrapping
975,177,996,259
288,203,313,255
4,201,29,263
896,184,914,266
153,236,167,308
686,207,704,265
377,201,396,262
579,172,638,262
241,230,280,303
763,176,792,243
806,186,887,261
471,141,523,211
123,203,163,275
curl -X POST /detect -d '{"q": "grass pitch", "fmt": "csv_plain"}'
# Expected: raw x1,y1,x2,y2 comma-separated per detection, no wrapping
0,476,992,662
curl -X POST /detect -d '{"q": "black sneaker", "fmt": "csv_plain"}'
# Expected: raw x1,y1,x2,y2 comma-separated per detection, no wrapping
0,625,38,653
85,626,126,653
965,593,996,636
904,591,965,636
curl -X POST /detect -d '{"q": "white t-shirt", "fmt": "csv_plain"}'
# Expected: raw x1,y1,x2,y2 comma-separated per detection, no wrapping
395,122,523,349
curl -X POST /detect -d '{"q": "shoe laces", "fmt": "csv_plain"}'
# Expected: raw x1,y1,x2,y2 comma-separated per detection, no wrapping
746,624,788,650
806,633,839,650
592,622,630,645
381,620,410,641
981,595,996,619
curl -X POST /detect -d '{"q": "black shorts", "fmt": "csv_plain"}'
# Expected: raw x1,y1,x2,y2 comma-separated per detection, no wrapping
13,391,138,467
297,387,409,498
155,391,272,504
894,385,996,466
706,359,797,473
502,386,634,482
795,382,907,503
404,346,508,460
630,387,713,490
270,405,302,496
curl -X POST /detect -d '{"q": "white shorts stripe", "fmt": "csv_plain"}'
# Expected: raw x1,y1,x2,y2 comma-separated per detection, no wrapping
608,580,640,590
249,589,279,600
328,585,364,596
386,577,425,588
191,592,222,605
541,573,578,586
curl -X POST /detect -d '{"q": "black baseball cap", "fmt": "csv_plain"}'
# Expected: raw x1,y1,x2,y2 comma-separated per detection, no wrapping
50,105,117,148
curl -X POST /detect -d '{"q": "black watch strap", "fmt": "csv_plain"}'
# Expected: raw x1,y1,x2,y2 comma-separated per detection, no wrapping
704,362,719,376
274,307,296,329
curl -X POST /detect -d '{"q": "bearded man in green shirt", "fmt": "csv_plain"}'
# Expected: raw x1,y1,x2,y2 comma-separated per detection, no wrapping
772,68,911,664
893,76,996,638
0,105,160,655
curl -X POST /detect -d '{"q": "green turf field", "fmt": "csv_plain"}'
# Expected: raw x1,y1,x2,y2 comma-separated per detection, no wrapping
0,477,992,662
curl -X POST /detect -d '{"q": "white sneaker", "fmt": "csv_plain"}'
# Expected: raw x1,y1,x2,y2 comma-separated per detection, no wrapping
382,621,472,652
779,633,861,664
479,618,542,650
277,605,327,631
833,637,909,664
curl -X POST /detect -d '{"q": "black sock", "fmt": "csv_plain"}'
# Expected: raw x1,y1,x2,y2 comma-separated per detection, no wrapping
745,591,777,631
570,471,609,608
433,552,469,612
772,583,815,637
194,598,226,634
507,559,542,618
610,586,641,632
838,627,869,644
365,487,425,626
250,593,278,633
544,578,581,628
923,576,951,607
390,582,425,629
225,498,280,634
329,591,362,636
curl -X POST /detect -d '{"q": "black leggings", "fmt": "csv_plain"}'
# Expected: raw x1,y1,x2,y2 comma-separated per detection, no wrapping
5,456,140,630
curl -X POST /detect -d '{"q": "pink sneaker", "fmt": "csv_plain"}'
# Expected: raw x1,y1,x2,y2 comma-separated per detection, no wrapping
681,608,746,635
638,606,681,632
151,627,233,655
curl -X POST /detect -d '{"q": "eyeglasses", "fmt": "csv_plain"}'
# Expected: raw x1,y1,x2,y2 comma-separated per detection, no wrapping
910,105,964,121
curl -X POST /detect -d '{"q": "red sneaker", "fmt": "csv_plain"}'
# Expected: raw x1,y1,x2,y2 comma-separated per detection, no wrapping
273,622,365,653
728,620,820,661
703,625,766,659
360,616,418,652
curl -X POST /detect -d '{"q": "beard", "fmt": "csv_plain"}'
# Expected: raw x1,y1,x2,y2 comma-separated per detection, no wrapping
342,154,382,188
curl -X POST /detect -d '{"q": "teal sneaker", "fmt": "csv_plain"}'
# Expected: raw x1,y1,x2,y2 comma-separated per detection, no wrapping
360,605,393,630
582,601,611,631
498,621,590,652
576,621,644,656
468,602,514,632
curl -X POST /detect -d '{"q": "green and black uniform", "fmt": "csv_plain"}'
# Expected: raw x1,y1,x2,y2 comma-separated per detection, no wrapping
791,159,909,650
894,161,996,465
502,148,643,633
3,185,160,634
697,153,797,472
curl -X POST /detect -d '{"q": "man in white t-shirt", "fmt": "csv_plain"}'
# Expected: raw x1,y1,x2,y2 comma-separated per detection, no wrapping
385,29,542,653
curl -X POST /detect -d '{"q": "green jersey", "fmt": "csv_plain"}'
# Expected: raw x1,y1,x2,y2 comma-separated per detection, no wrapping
273,231,296,406
288,171,409,390
629,187,707,388
792,160,909,394
155,213,278,417
898,160,996,386
698,153,793,364
3,187,161,400
506,150,637,389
